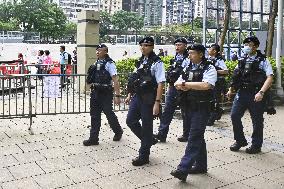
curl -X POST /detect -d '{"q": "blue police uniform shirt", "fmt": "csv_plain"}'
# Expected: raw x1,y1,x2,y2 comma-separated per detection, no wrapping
177,61,217,86
176,53,190,68
60,52,68,65
235,55,274,76
209,56,228,70
139,58,166,84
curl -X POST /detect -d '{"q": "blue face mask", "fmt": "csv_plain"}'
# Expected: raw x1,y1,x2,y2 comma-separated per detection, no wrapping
242,46,252,55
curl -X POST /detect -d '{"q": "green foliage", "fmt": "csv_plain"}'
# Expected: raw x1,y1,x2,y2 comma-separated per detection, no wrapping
100,11,112,38
268,57,284,83
225,60,238,83
111,10,144,35
160,56,174,70
0,2,15,22
1,0,68,41
0,19,19,31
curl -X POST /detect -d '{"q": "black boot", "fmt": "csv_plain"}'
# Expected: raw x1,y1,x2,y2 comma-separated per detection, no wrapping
170,169,188,181
113,130,123,141
132,157,149,166
83,139,99,146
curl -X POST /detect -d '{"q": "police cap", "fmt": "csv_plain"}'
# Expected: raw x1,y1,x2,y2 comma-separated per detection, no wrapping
210,44,220,52
139,36,154,45
174,37,188,44
187,44,206,54
96,44,108,50
243,36,260,46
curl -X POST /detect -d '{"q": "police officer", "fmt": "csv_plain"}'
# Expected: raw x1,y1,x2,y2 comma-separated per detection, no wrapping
227,36,273,154
170,44,217,181
126,37,166,166
207,44,228,126
154,38,190,142
83,44,123,146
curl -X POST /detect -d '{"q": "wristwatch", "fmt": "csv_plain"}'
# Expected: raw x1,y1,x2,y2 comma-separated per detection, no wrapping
259,91,264,96
115,94,121,97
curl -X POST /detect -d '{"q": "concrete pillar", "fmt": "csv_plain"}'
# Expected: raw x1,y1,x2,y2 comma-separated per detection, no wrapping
77,10,100,92
276,0,284,98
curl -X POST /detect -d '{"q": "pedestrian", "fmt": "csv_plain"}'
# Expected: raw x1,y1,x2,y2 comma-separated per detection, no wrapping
170,44,217,181
125,36,166,166
37,50,44,78
83,44,123,146
154,37,190,143
72,48,77,74
227,36,273,154
59,45,68,86
122,51,128,59
43,50,52,73
207,44,229,126
158,48,165,57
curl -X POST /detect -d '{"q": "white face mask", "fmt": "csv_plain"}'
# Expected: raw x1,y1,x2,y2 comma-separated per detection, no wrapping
242,46,252,55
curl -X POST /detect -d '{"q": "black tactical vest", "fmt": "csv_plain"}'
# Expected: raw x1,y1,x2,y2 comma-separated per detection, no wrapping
166,52,188,85
181,60,213,102
231,52,267,91
127,52,159,94
209,54,225,75
86,57,113,90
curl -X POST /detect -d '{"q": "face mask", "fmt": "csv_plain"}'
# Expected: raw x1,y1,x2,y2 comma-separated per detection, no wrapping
242,46,252,55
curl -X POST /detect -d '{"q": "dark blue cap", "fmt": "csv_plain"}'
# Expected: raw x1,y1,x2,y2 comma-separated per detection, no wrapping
139,37,154,45
187,44,206,54
243,36,260,46
96,44,108,49
174,37,188,44
210,44,220,52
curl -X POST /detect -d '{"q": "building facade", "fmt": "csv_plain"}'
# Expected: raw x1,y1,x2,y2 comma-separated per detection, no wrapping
162,0,194,26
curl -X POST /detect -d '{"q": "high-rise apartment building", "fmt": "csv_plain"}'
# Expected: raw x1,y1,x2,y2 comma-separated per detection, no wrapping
52,0,122,22
137,0,164,26
162,0,194,26
122,0,138,12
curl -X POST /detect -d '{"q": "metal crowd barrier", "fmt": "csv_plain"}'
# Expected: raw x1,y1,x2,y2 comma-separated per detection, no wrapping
0,73,130,134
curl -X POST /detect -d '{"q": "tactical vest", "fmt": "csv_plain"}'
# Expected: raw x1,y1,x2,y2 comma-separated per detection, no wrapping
181,60,213,102
209,55,225,75
166,52,188,85
127,52,159,94
231,52,267,91
86,57,113,90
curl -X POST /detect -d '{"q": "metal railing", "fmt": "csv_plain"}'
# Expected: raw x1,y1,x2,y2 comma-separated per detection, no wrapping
0,73,130,134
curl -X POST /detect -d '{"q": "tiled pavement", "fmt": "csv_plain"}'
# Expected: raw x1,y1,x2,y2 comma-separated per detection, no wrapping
0,106,284,189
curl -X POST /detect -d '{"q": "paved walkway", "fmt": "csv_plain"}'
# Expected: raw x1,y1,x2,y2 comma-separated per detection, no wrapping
0,106,284,189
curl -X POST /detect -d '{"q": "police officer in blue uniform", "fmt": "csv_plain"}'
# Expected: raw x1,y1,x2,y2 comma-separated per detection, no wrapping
126,37,166,166
83,44,123,146
207,44,228,126
170,44,217,181
227,36,273,154
154,38,190,142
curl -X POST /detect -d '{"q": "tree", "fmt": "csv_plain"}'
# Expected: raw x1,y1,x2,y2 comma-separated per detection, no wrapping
265,0,278,57
13,0,67,41
38,3,67,41
111,10,129,34
100,11,112,38
128,12,144,44
218,0,230,53
0,2,16,22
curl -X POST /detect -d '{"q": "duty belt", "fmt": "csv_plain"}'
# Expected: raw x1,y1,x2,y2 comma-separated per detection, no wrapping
91,83,112,90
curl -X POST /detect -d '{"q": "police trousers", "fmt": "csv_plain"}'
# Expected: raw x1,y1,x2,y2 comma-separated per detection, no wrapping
126,94,155,158
158,86,189,138
177,106,210,172
89,90,122,141
231,89,265,148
